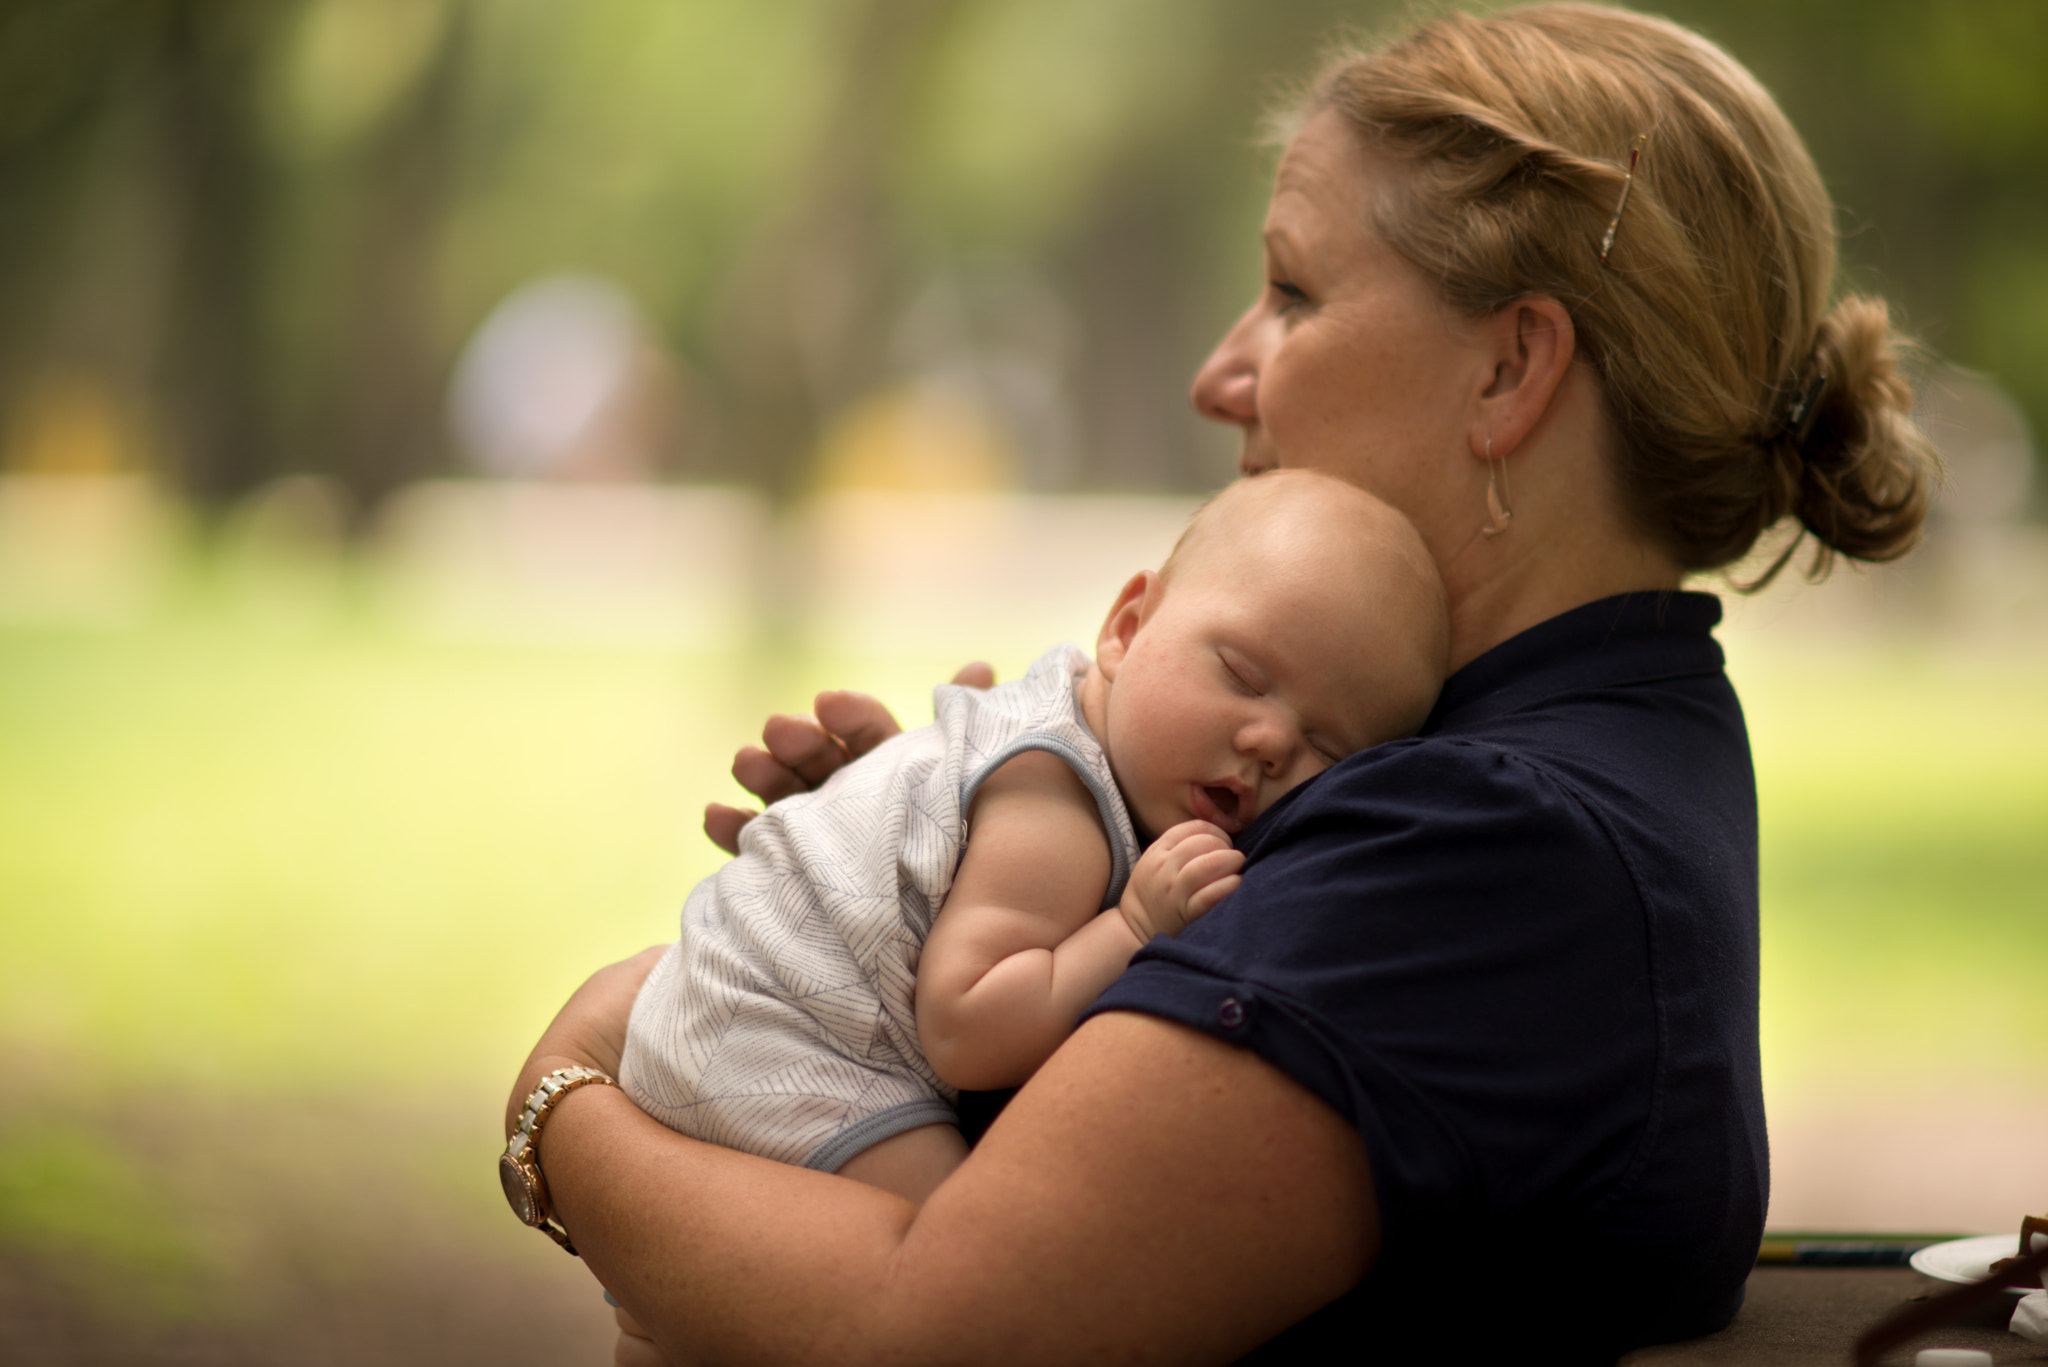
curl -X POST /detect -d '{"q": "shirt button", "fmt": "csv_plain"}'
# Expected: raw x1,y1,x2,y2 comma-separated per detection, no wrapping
1216,996,1245,1029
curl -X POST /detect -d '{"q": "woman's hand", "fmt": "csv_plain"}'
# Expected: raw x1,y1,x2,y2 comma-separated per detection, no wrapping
504,945,667,1138
703,663,998,854
539,1011,1379,1365
613,1304,680,1367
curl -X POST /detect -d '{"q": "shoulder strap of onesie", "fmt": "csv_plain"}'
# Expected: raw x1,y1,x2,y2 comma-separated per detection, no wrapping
959,735,1136,912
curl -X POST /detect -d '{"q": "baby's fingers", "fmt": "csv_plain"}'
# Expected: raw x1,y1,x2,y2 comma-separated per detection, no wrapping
1185,874,1243,920
1175,845,1245,891
1157,818,1234,851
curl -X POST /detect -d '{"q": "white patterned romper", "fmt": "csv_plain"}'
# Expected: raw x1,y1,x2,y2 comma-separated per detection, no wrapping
620,644,1142,1173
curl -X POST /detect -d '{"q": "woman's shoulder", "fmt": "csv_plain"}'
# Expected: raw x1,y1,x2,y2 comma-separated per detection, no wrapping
1230,732,1637,934
1253,733,1560,836
1241,590,1756,871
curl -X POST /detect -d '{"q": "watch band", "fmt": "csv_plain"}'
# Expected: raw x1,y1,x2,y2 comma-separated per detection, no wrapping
500,1066,618,1255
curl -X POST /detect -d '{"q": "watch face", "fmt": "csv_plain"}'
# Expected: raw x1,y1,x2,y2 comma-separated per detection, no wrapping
500,1153,538,1225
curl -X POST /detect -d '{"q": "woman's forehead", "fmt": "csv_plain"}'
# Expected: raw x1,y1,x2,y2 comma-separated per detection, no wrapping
1266,112,1383,251
1273,112,1374,203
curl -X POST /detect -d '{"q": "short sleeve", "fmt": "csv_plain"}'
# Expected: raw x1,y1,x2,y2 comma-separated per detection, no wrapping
1080,595,1763,1358
1085,736,1659,1243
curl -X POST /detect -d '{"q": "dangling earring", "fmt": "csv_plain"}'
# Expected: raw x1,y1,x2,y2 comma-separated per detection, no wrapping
1481,435,1513,539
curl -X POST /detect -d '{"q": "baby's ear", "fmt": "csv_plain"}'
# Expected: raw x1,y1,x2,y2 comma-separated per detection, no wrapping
1094,571,1157,680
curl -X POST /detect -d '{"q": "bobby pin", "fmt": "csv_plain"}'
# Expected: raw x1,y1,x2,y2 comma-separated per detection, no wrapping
1597,132,1651,267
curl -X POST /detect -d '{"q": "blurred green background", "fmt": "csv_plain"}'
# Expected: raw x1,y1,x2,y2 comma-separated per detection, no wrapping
1,0,2044,1362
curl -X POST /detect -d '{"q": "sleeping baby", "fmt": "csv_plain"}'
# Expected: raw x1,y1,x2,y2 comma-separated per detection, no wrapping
620,469,1449,1203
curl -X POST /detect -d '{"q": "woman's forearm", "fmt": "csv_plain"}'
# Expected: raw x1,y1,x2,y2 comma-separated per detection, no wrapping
542,1084,928,1364
532,1011,1380,1367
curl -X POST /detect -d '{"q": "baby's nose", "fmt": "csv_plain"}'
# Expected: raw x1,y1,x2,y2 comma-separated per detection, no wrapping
1237,718,1297,771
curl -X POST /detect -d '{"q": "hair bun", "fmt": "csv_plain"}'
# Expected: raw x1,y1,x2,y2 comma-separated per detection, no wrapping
1303,5,1946,587
1788,295,1941,575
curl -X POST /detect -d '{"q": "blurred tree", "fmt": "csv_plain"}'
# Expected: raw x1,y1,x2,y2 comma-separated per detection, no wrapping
706,0,968,500
0,1,175,472
1662,0,2048,467
300,0,467,519
153,0,293,505
0,0,294,504
2,0,2043,513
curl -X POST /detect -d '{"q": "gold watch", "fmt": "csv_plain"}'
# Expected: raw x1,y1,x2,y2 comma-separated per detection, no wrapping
500,1066,618,1255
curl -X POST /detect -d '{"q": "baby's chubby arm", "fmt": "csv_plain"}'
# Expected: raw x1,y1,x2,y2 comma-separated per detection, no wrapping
916,752,1243,1093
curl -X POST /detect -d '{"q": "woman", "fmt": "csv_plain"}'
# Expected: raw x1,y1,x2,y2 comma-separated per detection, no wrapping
507,6,1934,1362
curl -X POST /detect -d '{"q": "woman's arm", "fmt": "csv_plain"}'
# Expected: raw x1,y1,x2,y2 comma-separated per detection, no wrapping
918,752,1244,1091
520,989,1379,1367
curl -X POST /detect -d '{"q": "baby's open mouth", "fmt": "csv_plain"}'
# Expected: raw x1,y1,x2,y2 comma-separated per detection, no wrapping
1193,783,1243,831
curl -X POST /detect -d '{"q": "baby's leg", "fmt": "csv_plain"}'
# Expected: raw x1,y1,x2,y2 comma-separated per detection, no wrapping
834,1123,968,1204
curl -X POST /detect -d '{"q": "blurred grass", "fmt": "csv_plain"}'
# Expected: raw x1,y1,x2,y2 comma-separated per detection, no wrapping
0,557,1048,1096
0,605,717,1090
1,565,2040,1097
1738,647,2048,1091
0,550,2043,1293
0,1116,204,1316
0,548,1049,1310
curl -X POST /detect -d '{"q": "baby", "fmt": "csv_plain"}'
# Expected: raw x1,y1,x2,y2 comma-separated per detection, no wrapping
620,469,1448,1202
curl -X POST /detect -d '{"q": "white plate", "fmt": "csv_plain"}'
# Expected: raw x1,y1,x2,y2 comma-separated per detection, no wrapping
1908,1234,2035,1294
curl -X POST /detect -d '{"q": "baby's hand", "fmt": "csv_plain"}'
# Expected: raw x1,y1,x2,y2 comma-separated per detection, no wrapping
1119,820,1245,941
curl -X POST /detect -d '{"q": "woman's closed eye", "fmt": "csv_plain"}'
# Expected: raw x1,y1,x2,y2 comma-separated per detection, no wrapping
1268,279,1309,313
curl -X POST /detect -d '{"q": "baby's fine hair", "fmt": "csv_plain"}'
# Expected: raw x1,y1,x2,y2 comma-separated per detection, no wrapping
1155,470,1450,690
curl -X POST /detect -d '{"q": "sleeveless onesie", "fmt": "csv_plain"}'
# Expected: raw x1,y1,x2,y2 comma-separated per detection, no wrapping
621,644,1142,1171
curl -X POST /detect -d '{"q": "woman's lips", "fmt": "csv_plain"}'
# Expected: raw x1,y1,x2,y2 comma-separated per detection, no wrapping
1188,782,1246,834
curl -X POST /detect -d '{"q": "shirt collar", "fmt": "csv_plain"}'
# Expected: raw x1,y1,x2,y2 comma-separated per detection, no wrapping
1421,590,1726,735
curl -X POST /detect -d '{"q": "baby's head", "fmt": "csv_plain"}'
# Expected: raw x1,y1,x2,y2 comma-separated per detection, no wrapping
1080,469,1448,840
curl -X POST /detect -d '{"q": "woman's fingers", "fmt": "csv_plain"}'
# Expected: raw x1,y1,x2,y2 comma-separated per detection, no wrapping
714,681,953,850
702,802,757,856
810,691,905,760
725,713,855,810
614,1305,673,1367
950,661,996,689
716,690,915,846
727,744,797,808
616,1333,663,1367
617,1298,709,1366
761,718,855,791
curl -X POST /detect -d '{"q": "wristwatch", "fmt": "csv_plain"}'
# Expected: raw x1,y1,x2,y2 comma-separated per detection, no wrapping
500,1065,618,1254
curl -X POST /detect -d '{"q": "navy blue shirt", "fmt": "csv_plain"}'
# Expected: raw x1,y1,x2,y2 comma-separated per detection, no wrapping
1086,592,1767,1364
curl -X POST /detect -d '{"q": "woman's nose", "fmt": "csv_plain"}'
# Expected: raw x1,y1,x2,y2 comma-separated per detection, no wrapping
1190,308,1261,429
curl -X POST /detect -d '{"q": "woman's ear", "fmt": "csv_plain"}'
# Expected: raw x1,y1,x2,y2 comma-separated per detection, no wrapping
1094,570,1158,681
1471,294,1576,459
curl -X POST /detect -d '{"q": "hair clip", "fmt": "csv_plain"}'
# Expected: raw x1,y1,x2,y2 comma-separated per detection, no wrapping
1781,367,1829,452
1597,132,1651,267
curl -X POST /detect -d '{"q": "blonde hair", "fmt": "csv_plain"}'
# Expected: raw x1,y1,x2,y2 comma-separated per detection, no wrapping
1304,2,1938,582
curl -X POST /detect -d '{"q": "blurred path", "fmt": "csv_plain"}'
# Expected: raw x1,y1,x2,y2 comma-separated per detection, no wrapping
0,1087,616,1366
1768,1090,2048,1234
